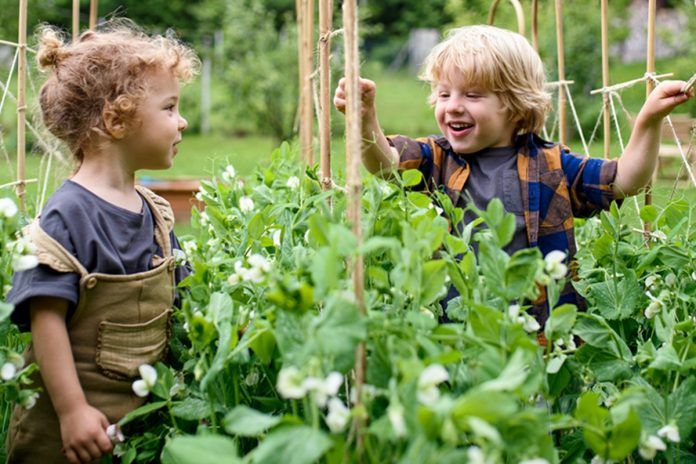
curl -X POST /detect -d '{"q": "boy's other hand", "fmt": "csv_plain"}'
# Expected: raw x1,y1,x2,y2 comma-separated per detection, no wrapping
333,77,377,119
637,80,694,126
60,403,113,463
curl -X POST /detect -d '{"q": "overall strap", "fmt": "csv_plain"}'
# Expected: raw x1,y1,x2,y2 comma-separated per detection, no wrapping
27,220,89,276
135,185,174,258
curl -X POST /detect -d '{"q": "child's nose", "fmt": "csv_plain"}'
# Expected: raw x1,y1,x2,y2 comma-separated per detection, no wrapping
446,97,465,113
178,115,188,131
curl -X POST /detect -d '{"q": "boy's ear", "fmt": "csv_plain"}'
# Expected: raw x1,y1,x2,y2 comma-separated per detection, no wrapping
102,104,127,139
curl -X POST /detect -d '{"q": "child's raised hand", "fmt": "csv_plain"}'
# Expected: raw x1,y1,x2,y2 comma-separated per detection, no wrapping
333,77,378,119
59,403,113,463
637,80,694,126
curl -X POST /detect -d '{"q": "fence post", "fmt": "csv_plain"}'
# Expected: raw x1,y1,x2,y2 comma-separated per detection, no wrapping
554,0,567,145
16,0,27,212
601,0,610,160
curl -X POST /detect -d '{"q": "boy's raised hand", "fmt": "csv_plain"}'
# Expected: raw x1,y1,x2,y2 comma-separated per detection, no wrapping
333,77,378,120
637,80,694,126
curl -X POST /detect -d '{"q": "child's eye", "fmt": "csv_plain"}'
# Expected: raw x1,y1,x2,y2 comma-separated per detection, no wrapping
438,92,450,99
466,93,481,98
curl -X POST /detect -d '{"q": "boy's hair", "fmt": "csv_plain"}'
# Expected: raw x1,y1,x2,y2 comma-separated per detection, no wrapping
36,19,200,163
420,25,551,136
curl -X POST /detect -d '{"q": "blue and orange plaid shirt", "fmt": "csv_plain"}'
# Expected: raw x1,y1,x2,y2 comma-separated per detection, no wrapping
388,133,619,324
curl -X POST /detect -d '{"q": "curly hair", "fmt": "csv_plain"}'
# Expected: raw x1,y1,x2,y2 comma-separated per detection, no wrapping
420,25,551,136
36,19,200,163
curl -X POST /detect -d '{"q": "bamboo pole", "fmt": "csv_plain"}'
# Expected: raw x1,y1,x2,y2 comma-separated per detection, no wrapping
16,0,27,212
644,0,656,222
89,0,98,29
601,0,610,160
487,0,526,36
554,0,567,145
531,0,539,52
72,0,80,41
343,0,366,457
296,0,315,165
319,0,333,191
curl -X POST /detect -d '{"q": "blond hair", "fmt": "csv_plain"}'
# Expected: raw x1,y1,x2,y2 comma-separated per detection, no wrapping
420,25,551,135
36,19,200,163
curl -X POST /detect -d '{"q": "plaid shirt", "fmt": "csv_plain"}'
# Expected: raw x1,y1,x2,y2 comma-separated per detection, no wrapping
388,133,619,324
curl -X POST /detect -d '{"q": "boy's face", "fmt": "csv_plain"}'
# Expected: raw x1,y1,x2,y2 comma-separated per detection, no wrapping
434,77,516,154
121,69,188,171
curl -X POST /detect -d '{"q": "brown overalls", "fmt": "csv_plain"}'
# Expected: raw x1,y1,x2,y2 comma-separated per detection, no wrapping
6,186,177,463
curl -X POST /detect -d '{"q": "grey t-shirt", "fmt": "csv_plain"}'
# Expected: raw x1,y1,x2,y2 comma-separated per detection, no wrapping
7,180,188,330
458,146,528,254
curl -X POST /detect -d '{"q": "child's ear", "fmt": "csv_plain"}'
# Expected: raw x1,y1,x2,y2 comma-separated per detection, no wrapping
102,104,127,139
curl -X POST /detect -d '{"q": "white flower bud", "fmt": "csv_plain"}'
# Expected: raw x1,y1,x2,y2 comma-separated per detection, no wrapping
0,198,18,218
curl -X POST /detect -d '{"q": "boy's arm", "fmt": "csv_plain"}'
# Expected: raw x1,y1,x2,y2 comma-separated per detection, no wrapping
334,77,399,176
30,297,113,463
613,80,693,198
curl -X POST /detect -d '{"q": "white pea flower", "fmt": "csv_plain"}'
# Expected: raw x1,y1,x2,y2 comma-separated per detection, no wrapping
181,240,197,257
520,459,550,464
467,447,486,464
508,304,521,319
417,364,449,405
286,176,300,189
239,196,254,213
199,211,210,226
276,366,306,399
379,183,392,196
1,362,17,380
639,435,666,460
651,230,667,242
644,291,664,319
272,229,282,247
132,364,158,398
302,371,343,407
21,392,39,409
325,397,350,433
0,198,18,218
106,424,125,444
221,165,236,182
645,275,659,289
236,180,245,190
12,254,38,272
245,371,260,387
692,271,696,281
172,248,187,265
195,191,205,202
590,456,613,464
657,424,680,443
387,403,407,437
518,313,541,333
544,250,568,280
304,229,311,243
664,273,676,287
350,384,378,404
227,273,240,286
247,254,271,273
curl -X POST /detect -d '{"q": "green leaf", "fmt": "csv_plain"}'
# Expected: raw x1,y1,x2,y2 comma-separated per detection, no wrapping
573,314,632,361
545,304,577,341
420,259,448,306
607,409,641,461
407,191,431,209
249,425,332,464
161,435,241,464
248,319,276,364
648,343,681,371
504,248,542,300
223,405,282,437
0,302,13,321
477,349,530,392
313,295,366,372
118,401,167,426
171,398,211,421
586,272,642,321
311,247,341,298
452,390,518,425
495,213,516,247
575,392,608,456
248,212,265,239
640,205,658,223
669,376,696,438
402,169,424,187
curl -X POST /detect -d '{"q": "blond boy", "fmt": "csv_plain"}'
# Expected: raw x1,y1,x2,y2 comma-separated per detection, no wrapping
334,25,693,323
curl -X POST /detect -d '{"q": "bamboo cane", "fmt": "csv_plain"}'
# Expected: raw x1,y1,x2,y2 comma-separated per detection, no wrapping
487,0,526,36
297,0,315,165
72,0,80,41
531,0,538,52
554,0,567,145
319,0,332,191
343,0,366,458
89,0,98,29
601,0,610,160
16,0,27,212
645,0,656,226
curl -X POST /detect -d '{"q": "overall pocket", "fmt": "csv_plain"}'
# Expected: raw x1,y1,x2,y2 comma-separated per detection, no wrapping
96,309,172,380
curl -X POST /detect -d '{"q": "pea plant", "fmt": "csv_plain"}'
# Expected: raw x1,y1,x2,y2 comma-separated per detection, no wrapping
2,143,695,463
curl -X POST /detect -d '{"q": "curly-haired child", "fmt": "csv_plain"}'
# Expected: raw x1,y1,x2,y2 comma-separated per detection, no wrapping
6,20,199,463
334,25,693,325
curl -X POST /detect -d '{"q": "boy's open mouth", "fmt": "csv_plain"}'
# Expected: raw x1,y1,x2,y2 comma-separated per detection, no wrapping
448,122,473,135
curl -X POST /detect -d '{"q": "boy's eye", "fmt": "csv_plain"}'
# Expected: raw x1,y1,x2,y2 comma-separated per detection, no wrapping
438,92,450,98
466,93,481,98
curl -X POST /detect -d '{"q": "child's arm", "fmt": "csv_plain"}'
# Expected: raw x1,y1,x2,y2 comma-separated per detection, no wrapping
30,297,113,463
334,77,399,176
613,80,694,198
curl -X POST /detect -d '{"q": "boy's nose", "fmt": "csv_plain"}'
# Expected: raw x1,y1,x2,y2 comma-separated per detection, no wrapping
178,115,188,131
446,97,465,113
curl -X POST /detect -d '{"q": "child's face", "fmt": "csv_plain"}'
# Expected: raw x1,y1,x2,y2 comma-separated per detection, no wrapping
122,69,187,171
434,77,516,154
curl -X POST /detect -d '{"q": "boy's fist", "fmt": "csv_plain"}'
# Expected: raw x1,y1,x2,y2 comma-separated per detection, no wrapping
639,80,694,125
333,77,377,119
